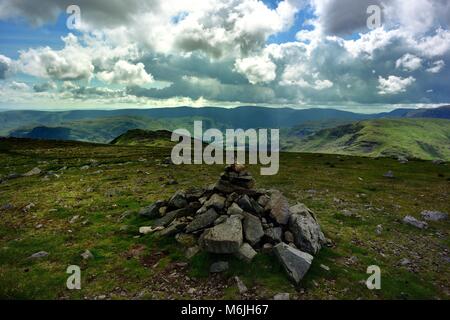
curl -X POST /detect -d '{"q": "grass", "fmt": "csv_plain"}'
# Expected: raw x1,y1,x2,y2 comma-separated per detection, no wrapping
287,118,450,161
0,137,449,300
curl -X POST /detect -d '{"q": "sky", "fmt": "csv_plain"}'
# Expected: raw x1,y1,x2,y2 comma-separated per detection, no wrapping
0,0,449,113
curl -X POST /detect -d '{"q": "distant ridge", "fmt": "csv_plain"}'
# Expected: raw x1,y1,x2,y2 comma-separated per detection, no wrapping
286,118,450,160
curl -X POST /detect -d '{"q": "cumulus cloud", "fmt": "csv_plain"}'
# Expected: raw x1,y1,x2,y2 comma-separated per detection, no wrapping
33,81,57,92
234,56,276,84
9,81,30,91
18,34,94,81
0,54,12,79
97,60,153,86
0,0,449,108
396,54,422,72
377,75,415,95
426,60,445,73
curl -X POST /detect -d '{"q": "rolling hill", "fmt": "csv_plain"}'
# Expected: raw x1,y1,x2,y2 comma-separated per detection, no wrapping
285,118,450,160
110,129,177,148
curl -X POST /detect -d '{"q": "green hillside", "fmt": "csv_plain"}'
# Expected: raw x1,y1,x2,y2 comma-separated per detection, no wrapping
287,118,450,160
0,138,449,299
110,129,177,148
8,116,216,144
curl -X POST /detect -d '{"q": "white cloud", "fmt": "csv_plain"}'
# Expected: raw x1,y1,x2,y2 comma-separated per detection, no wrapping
395,54,422,72
426,60,445,73
377,75,415,95
33,81,57,92
18,34,94,81
9,81,30,91
97,60,153,86
0,54,12,79
234,56,276,84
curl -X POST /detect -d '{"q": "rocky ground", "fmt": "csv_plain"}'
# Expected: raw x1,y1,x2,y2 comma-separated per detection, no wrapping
0,138,449,300
138,163,327,286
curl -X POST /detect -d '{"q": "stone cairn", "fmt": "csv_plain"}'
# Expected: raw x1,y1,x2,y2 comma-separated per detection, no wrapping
138,164,326,284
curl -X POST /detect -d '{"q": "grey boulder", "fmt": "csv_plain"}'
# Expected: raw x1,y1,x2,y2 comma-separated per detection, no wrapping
186,208,219,233
264,227,283,243
200,216,243,254
403,216,428,229
205,194,226,211
420,210,448,222
169,191,188,209
273,243,313,285
234,243,257,263
242,212,264,245
288,203,325,255
139,200,166,219
267,190,291,225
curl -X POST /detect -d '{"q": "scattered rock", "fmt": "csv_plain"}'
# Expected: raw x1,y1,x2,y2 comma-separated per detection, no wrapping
69,215,80,224
273,293,290,300
267,190,291,225
23,167,41,177
420,210,448,222
136,164,324,284
139,226,164,235
403,216,428,229
235,243,257,263
242,212,264,245
376,224,383,235
288,203,325,255
237,195,262,214
383,171,395,178
264,227,283,243
186,208,219,233
210,261,229,273
200,216,243,254
185,246,200,259
257,195,270,208
214,215,228,226
22,202,35,213
320,264,330,271
175,233,197,247
169,191,188,209
154,205,199,227
29,251,49,259
205,194,226,211
284,231,294,243
139,201,166,219
157,221,187,237
399,258,411,266
81,250,94,260
227,203,243,215
234,276,248,294
273,243,313,285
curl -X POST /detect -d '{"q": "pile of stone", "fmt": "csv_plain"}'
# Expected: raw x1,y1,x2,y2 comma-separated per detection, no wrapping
138,164,326,284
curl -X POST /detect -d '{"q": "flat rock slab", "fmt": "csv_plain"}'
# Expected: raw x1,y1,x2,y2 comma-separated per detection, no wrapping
421,210,448,222
273,243,313,285
186,208,219,233
200,216,243,254
403,215,428,229
153,204,199,227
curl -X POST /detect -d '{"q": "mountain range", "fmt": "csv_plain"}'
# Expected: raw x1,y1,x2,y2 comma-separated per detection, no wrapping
1,105,449,160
